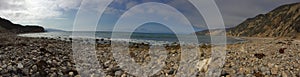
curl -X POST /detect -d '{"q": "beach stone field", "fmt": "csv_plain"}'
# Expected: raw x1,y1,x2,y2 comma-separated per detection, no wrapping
0,33,300,77
224,38,300,77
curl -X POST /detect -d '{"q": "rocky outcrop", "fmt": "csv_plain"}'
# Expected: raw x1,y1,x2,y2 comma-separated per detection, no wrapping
227,3,300,38
0,17,45,33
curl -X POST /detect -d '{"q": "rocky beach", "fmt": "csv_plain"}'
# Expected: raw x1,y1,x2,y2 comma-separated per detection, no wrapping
224,37,300,77
1,1,300,77
0,33,299,77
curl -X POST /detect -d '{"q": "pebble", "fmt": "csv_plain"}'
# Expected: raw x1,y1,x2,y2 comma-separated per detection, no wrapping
121,74,127,77
50,68,57,71
7,65,13,71
281,71,288,77
69,72,74,76
31,65,38,72
271,66,278,74
1,64,7,69
47,60,52,64
115,70,122,76
50,73,57,77
17,63,23,69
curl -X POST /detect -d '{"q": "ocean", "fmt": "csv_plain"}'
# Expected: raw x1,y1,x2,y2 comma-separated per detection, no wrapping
18,31,243,45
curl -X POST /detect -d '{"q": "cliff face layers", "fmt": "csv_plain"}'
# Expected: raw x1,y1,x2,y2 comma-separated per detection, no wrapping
0,17,45,33
227,3,300,38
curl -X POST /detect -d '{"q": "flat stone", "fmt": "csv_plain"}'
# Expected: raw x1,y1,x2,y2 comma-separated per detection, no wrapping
115,70,122,76
281,71,288,77
69,72,74,76
271,66,278,74
1,64,7,68
17,63,23,69
31,65,38,72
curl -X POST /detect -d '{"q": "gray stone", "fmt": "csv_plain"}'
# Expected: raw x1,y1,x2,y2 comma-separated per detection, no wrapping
115,70,122,76
50,73,57,77
32,65,38,73
7,65,13,71
2,64,7,68
47,60,52,64
237,74,245,77
17,63,23,69
260,67,269,72
50,68,57,71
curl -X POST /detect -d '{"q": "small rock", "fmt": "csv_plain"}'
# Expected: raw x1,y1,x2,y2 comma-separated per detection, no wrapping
69,72,74,76
237,74,245,77
246,74,252,77
46,60,52,64
168,68,176,75
50,68,57,71
32,65,38,72
40,48,47,52
226,75,231,77
253,72,264,77
75,75,81,77
115,70,122,76
279,48,287,54
267,63,274,67
220,71,229,76
121,74,127,77
259,67,269,73
271,66,278,75
7,65,13,71
32,50,38,53
281,71,288,77
57,71,64,76
2,64,7,68
50,73,57,77
254,53,266,59
196,58,211,72
17,63,23,69
66,69,79,76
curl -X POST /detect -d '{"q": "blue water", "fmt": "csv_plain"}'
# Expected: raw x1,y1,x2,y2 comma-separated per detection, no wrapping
19,31,243,45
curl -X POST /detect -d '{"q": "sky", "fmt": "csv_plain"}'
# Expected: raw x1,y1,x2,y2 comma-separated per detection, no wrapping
0,0,299,33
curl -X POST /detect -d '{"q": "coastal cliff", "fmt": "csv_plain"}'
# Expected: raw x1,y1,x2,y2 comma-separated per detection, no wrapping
227,2,300,38
0,17,45,33
196,3,300,38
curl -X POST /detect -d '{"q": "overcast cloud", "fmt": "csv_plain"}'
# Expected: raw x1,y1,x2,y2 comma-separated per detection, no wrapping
0,0,81,24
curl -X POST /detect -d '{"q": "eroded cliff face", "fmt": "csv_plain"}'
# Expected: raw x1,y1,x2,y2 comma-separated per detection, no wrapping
0,17,45,33
228,3,300,38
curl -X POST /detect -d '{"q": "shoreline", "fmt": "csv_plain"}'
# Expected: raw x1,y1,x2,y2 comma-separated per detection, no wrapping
1,33,300,76
18,32,245,46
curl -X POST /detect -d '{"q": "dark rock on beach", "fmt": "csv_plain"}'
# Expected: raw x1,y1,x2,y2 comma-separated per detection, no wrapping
254,53,266,59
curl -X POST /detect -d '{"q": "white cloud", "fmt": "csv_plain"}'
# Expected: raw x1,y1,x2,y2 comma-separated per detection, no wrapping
56,0,82,11
126,1,138,9
104,7,124,15
0,0,81,24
